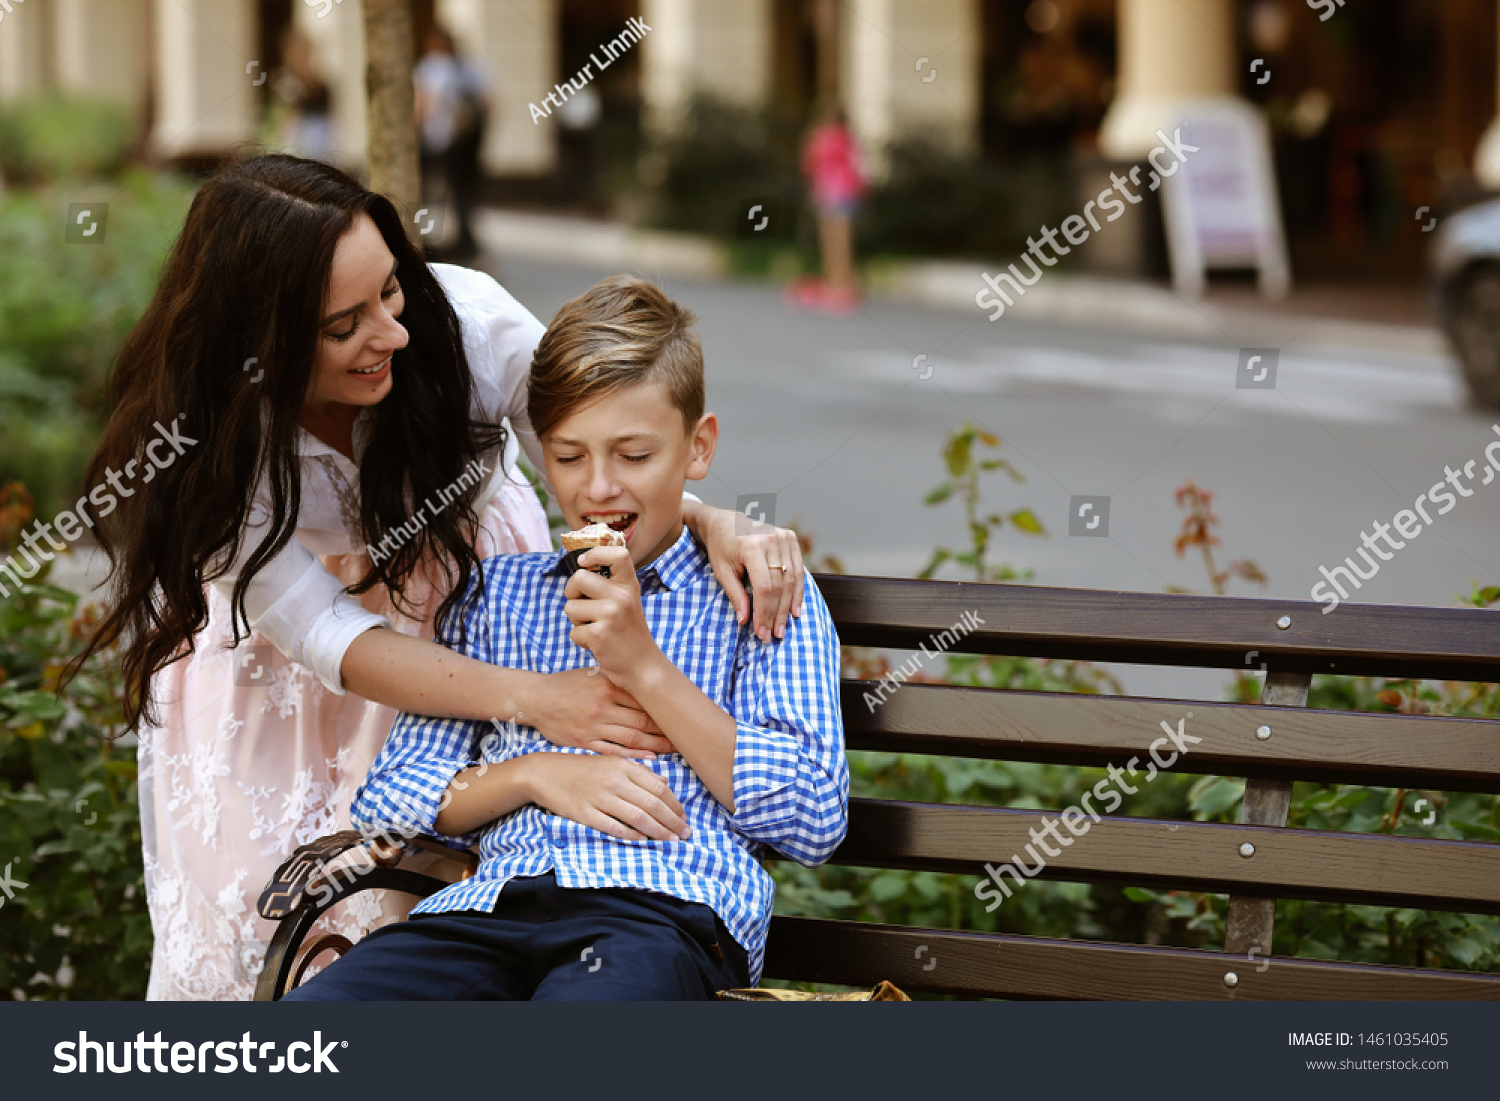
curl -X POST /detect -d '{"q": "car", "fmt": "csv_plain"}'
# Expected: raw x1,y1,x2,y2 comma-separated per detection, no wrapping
1431,196,1500,407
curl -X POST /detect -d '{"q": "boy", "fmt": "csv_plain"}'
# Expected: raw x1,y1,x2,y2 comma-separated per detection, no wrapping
284,275,849,1000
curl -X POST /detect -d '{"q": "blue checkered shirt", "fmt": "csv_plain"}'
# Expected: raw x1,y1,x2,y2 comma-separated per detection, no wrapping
351,526,849,984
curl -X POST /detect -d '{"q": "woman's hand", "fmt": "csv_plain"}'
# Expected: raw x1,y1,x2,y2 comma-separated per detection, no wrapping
522,753,690,842
682,499,805,642
523,667,675,758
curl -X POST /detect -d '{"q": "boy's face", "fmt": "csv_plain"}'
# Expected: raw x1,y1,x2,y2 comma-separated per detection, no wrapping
543,381,716,569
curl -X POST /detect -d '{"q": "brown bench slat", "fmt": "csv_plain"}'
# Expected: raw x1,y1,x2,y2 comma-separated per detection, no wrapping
826,799,1500,914
763,917,1500,1000
842,682,1500,793
816,574,1500,682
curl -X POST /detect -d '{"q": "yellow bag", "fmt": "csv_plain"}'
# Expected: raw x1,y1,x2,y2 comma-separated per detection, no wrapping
717,980,910,1002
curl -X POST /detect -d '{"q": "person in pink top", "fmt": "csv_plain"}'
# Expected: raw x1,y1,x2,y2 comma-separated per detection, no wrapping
796,106,865,315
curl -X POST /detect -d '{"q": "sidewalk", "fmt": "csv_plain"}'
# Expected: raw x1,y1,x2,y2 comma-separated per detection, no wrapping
474,208,1448,357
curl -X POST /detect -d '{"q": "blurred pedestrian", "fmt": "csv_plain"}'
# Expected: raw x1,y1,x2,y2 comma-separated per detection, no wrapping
794,105,865,315
270,28,335,163
415,25,490,263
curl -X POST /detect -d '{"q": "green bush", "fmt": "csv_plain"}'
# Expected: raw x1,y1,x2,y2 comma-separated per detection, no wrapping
859,137,1075,261
0,94,138,185
0,168,196,519
640,95,807,239
0,517,147,999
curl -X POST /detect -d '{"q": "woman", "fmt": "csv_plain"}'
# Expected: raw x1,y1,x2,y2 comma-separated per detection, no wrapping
67,153,805,1000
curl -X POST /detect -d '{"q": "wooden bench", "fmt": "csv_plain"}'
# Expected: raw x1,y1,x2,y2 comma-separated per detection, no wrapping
255,575,1500,1000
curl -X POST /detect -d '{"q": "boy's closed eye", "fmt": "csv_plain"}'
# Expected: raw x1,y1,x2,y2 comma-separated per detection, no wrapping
554,452,654,465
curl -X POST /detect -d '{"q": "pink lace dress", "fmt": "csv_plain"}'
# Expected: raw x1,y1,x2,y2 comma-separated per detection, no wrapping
139,265,554,999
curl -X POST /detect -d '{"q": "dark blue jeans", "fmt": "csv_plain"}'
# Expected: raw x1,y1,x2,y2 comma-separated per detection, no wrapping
281,873,750,1001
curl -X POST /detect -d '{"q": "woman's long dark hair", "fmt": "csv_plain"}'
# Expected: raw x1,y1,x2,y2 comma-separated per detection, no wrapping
64,152,505,729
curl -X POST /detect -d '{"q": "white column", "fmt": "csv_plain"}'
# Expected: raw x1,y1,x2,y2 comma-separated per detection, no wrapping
1100,0,1235,158
841,0,981,169
1475,4,1500,186
442,0,558,176
55,0,150,114
641,0,772,132
151,0,259,159
293,0,367,171
0,0,52,101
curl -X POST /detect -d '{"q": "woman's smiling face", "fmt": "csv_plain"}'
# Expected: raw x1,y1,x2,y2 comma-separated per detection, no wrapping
305,212,409,413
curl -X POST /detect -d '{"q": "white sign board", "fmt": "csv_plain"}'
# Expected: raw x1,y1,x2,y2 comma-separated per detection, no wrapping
1161,100,1290,299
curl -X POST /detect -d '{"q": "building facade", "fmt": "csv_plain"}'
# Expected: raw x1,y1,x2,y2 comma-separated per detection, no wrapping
2,0,1496,279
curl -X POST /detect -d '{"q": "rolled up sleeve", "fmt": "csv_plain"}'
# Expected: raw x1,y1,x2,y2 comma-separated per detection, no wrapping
250,555,389,694
351,712,487,850
728,578,848,865
210,496,390,695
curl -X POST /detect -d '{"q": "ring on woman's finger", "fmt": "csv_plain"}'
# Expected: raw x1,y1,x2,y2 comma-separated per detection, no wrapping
769,562,787,572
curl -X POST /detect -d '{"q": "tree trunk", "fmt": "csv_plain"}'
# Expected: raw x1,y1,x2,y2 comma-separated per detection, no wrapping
362,0,421,245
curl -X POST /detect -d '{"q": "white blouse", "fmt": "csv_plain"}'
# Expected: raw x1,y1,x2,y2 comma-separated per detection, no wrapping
214,263,548,695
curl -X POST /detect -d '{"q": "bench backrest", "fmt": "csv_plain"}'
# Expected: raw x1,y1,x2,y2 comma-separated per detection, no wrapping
762,575,1500,999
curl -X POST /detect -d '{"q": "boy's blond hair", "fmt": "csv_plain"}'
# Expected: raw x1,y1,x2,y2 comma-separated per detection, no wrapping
528,275,704,441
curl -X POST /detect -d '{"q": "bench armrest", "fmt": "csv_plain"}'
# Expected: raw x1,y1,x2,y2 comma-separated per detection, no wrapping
257,830,479,920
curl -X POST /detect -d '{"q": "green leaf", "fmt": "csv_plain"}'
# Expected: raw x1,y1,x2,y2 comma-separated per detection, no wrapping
945,433,971,478
1008,509,1044,535
916,549,952,580
1446,936,1486,965
1188,776,1245,819
923,482,954,506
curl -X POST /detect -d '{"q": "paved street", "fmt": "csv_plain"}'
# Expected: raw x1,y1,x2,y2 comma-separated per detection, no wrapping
496,254,1498,698
50,251,1492,700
